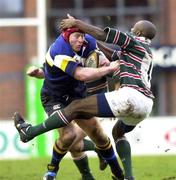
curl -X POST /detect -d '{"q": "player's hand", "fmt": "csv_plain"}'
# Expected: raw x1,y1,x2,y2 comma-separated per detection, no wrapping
99,57,110,67
26,66,44,79
67,13,75,20
109,61,120,72
26,66,39,76
60,14,76,31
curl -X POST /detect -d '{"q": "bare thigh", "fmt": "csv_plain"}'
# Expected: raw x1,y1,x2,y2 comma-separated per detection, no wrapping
57,122,87,152
57,122,77,149
75,117,108,147
69,123,87,145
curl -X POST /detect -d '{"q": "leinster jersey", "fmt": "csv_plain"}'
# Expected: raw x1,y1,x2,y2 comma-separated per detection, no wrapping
41,34,96,100
104,27,154,98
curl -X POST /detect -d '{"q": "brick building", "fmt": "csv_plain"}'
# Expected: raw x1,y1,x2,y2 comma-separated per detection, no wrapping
0,0,176,119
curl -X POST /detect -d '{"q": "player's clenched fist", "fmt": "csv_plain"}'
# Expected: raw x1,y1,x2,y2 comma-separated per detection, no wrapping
26,65,44,79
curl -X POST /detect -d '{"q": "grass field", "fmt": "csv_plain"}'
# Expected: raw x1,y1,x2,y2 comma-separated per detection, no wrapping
0,155,176,180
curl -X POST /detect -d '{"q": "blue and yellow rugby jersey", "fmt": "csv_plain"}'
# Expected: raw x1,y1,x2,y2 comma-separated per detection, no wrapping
41,34,96,100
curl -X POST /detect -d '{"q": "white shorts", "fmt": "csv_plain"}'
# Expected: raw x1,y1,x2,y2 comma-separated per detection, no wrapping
104,87,153,126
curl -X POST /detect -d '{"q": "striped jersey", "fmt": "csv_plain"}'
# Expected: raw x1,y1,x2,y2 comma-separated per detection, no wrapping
86,76,108,96
104,27,154,98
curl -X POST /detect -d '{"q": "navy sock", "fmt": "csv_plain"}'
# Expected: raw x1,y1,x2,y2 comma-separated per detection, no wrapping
48,141,67,172
95,140,123,178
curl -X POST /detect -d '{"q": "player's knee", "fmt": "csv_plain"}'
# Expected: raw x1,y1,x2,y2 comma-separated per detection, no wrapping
69,141,83,153
112,121,124,140
59,131,77,148
71,151,85,159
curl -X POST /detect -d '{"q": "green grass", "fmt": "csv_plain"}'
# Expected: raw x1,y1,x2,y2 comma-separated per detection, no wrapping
0,155,176,180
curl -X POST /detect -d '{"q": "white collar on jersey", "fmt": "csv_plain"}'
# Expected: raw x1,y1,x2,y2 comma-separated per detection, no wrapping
135,36,151,45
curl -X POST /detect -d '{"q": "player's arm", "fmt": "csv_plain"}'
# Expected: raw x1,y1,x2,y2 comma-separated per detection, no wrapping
97,41,120,61
26,65,45,79
74,61,119,81
97,42,114,60
52,52,118,82
60,14,106,41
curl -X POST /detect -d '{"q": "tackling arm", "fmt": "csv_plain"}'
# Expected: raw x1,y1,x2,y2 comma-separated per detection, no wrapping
74,61,119,82
97,41,120,61
60,15,106,42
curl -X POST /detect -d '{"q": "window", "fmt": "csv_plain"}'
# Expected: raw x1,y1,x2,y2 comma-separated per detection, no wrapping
83,0,115,8
50,0,74,8
0,0,23,18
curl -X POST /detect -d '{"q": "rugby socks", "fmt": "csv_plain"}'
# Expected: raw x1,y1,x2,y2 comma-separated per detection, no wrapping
82,138,108,171
27,110,68,138
48,141,68,172
82,138,96,151
73,154,95,179
115,137,133,178
95,139,123,178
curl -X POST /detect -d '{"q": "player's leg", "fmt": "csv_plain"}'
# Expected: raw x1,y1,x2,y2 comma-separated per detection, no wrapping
69,122,107,171
14,92,124,178
70,139,95,180
72,153,95,180
39,99,94,180
66,125,95,180
112,120,135,180
76,117,124,179
14,87,153,141
43,123,75,179
13,94,106,142
44,123,95,180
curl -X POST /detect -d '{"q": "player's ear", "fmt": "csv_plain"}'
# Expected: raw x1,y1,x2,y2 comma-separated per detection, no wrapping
136,31,141,36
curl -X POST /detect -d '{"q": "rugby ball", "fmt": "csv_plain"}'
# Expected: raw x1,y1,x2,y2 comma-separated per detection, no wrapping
84,50,100,68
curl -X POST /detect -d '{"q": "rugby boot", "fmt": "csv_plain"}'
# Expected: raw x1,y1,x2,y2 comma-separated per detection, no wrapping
81,172,95,180
124,177,135,180
43,164,59,180
43,172,56,180
112,173,124,180
13,112,33,143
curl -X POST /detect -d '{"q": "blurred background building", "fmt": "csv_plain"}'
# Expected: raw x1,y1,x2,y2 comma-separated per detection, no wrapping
0,0,176,119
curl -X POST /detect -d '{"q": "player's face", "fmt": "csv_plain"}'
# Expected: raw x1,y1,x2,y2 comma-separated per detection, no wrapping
69,32,85,52
131,22,142,36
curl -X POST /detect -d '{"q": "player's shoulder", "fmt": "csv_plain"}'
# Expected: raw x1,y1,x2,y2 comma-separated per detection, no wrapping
84,34,97,54
85,34,96,44
50,35,74,57
52,35,68,48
